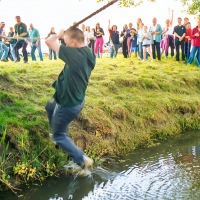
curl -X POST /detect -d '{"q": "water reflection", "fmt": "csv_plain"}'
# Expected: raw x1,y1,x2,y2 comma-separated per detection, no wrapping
1,131,200,200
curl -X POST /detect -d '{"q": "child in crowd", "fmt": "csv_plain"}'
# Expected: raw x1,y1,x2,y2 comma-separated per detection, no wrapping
137,22,144,60
129,30,138,58
141,25,153,61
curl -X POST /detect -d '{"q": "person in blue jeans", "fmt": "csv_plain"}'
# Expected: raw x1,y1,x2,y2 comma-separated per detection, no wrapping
108,20,120,58
187,18,200,67
45,27,96,175
129,30,138,58
36,41,43,61
0,22,9,62
29,23,43,61
7,27,17,61
14,16,28,63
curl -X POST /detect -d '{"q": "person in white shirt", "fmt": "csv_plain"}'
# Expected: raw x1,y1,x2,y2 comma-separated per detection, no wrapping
85,26,95,52
162,10,175,58
149,17,162,61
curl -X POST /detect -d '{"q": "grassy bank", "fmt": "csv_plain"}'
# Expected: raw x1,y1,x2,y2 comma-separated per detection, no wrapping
0,55,200,193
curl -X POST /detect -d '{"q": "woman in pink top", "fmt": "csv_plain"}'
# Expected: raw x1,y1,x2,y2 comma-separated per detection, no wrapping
187,18,200,67
94,22,104,58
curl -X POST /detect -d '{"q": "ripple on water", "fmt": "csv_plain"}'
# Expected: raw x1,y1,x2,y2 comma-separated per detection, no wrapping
83,151,200,200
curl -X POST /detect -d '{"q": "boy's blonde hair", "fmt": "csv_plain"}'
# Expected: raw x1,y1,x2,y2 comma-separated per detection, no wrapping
65,27,84,43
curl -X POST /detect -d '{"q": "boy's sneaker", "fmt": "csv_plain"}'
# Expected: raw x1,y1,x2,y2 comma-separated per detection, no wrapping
82,155,94,169
78,155,94,177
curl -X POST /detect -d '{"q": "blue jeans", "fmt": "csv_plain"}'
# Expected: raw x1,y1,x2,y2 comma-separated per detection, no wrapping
185,41,191,60
187,46,200,67
31,43,37,61
0,41,9,60
138,42,143,59
37,41,43,61
14,40,28,62
10,44,17,61
45,98,85,166
110,44,120,58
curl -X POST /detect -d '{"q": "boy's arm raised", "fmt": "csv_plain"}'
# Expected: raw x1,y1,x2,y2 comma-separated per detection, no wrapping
45,32,62,53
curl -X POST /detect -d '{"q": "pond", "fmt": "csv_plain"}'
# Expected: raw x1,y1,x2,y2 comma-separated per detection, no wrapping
1,130,200,200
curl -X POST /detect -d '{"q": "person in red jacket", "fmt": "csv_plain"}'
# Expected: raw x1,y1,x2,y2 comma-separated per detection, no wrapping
187,18,200,67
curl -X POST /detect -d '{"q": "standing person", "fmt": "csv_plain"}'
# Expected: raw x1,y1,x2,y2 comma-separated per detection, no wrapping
173,17,186,62
94,22,104,58
14,16,28,63
137,22,144,60
0,22,9,62
86,26,95,52
108,20,120,58
187,18,200,67
36,39,44,61
129,30,138,58
162,10,174,58
184,22,192,60
81,24,88,46
45,27,95,175
136,18,142,31
120,24,128,58
162,18,175,58
141,25,154,61
29,23,43,61
126,22,137,57
46,27,57,60
183,17,189,27
149,17,162,61
7,27,17,61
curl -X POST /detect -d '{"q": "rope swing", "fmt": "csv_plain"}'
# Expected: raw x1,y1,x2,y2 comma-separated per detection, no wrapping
71,0,119,28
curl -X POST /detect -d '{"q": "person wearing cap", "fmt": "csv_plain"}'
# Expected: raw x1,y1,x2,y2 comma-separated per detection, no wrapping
14,16,28,63
0,22,9,62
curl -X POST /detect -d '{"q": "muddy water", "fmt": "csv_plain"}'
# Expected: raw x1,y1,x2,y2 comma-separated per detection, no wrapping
1,130,200,200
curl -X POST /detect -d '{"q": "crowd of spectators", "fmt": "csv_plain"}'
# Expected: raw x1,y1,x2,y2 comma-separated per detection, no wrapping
0,14,200,66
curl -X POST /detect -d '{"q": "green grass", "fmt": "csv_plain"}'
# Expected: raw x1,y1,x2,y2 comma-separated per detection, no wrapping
0,54,200,192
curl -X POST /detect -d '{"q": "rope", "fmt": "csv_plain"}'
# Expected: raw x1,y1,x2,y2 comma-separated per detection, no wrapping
4,1,119,41
71,0,119,29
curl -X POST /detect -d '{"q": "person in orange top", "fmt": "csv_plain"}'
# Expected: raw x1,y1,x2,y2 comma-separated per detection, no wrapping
185,22,192,59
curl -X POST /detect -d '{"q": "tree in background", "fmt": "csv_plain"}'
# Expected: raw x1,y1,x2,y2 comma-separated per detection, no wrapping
97,0,200,16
